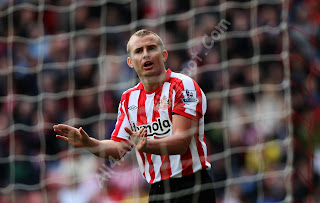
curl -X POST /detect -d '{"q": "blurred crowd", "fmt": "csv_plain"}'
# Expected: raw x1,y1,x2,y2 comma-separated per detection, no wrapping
0,0,319,202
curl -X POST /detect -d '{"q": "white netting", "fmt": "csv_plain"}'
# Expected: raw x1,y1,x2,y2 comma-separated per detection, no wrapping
0,0,297,202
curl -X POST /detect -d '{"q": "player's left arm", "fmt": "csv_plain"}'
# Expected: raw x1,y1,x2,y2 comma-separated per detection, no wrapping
125,114,197,155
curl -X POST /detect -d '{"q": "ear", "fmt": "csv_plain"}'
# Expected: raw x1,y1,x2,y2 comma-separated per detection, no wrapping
127,57,134,68
162,50,168,62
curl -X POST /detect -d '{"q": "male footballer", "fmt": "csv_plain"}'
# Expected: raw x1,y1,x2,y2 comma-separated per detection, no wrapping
53,29,216,203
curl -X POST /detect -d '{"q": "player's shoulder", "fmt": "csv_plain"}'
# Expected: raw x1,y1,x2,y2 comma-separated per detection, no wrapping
169,71,201,88
170,71,192,81
120,83,141,100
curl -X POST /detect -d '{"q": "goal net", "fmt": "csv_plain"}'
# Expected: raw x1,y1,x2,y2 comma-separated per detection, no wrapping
0,0,300,202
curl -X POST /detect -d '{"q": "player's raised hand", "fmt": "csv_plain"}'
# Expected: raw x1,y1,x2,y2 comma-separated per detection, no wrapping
53,124,91,148
124,127,147,151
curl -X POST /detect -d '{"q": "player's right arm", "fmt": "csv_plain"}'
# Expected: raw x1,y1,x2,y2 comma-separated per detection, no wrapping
54,92,135,160
53,124,133,160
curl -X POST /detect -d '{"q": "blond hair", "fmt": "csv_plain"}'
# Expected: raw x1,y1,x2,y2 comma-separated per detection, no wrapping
126,29,164,56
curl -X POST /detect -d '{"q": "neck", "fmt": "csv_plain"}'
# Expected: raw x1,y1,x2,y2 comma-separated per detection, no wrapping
141,70,166,92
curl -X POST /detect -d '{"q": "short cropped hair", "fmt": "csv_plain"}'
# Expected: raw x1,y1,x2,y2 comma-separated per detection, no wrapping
126,29,164,56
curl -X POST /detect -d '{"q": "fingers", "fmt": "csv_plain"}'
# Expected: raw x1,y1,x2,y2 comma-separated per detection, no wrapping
140,128,147,137
53,124,78,131
124,127,133,135
140,131,146,140
56,135,69,142
136,128,147,140
53,128,69,137
79,127,88,137
142,136,147,144
136,129,147,151
53,124,81,143
54,128,78,139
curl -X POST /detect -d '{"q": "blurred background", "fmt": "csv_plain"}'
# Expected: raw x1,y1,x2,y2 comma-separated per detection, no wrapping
0,0,319,202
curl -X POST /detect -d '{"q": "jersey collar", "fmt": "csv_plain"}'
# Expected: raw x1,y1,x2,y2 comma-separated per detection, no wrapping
137,68,172,93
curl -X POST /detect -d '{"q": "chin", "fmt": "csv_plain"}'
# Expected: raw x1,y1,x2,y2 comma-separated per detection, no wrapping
142,68,155,74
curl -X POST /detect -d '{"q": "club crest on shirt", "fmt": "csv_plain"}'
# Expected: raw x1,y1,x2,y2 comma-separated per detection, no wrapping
156,96,171,110
182,89,199,104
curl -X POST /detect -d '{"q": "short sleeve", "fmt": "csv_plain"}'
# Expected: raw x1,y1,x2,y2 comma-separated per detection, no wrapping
110,94,132,143
172,78,206,121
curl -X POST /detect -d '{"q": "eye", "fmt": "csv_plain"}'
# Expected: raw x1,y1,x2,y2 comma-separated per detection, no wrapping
135,49,142,54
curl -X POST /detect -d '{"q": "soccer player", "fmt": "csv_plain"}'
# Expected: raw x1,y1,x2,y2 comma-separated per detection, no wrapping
53,29,216,203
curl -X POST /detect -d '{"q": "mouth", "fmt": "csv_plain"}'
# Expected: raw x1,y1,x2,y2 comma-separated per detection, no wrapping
143,61,153,69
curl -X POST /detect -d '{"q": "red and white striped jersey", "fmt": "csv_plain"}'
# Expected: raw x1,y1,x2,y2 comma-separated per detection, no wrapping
111,69,211,184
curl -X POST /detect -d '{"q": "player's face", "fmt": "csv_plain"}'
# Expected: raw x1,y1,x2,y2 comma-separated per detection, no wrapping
127,35,168,80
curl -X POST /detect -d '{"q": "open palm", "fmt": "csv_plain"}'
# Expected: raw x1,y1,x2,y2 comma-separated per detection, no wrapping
124,127,147,151
53,124,91,148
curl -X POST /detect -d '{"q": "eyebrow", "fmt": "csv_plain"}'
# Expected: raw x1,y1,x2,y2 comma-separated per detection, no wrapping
133,47,142,52
133,44,158,53
148,44,157,48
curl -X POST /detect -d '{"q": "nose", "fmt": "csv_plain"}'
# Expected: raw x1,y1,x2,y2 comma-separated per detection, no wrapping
142,48,150,59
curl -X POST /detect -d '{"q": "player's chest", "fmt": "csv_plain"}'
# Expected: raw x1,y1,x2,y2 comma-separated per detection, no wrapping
127,92,173,138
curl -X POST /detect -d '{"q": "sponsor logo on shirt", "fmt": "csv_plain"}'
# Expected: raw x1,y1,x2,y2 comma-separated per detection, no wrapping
182,89,199,104
131,118,171,138
156,96,171,110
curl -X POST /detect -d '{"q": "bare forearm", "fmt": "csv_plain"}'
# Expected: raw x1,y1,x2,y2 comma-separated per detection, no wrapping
128,115,196,155
86,138,130,160
142,133,190,155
